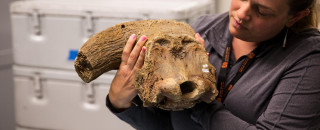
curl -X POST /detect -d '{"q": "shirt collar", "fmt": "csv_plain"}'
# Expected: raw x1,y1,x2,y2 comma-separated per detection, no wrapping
256,28,287,58
203,14,232,57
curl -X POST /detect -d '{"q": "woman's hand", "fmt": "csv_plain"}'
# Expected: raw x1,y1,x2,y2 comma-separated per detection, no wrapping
109,34,147,111
195,33,209,55
195,33,205,47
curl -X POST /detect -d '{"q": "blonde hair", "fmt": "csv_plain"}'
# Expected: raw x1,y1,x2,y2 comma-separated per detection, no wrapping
289,0,318,31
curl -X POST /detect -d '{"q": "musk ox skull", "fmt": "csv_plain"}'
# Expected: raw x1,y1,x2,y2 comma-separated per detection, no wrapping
74,20,217,110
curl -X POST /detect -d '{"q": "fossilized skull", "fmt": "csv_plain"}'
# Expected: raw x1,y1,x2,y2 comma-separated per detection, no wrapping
74,20,217,110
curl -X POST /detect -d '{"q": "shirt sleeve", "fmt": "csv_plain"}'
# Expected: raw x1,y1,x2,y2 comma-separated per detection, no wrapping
191,52,320,130
106,95,174,130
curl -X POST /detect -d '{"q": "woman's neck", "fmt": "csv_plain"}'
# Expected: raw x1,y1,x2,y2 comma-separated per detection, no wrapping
232,38,259,60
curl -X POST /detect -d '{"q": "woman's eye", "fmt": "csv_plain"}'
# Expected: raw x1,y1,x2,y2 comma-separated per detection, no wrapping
258,11,268,16
255,7,271,17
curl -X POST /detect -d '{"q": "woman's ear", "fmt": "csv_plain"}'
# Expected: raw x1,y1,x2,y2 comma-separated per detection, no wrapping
286,9,310,27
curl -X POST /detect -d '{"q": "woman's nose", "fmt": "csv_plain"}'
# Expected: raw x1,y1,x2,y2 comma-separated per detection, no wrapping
237,2,251,22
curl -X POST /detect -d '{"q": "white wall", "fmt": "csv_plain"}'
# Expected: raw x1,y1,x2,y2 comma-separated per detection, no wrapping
216,0,231,13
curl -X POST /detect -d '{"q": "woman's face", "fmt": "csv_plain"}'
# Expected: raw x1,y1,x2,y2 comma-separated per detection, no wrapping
229,0,292,42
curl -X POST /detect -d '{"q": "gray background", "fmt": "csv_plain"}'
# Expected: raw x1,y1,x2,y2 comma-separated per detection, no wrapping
0,0,15,129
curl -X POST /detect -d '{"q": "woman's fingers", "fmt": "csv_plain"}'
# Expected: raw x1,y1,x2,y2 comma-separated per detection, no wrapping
195,33,205,48
127,35,147,69
195,33,209,56
109,34,147,111
121,34,137,65
135,46,146,69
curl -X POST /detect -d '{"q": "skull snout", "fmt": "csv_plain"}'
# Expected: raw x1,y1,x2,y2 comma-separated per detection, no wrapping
180,81,196,95
153,79,205,103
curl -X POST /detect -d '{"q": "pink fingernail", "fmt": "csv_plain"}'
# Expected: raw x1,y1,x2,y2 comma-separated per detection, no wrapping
207,53,209,56
140,35,147,41
131,34,136,39
196,33,201,38
142,47,146,53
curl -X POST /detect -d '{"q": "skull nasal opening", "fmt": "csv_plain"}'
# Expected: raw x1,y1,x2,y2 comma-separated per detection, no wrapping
180,81,196,95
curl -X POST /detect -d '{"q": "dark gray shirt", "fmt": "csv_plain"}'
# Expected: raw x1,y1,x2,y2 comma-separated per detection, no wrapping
106,12,320,130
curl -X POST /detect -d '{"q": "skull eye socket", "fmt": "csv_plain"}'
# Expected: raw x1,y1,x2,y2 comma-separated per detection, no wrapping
182,39,194,45
180,34,197,45
155,38,170,46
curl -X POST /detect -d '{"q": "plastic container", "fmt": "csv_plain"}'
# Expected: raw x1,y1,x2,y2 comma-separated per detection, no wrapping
10,0,215,70
13,65,132,130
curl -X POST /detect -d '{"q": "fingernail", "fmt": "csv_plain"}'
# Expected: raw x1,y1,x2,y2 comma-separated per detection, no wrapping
207,53,209,56
142,46,146,53
196,33,201,38
131,34,136,39
140,35,147,41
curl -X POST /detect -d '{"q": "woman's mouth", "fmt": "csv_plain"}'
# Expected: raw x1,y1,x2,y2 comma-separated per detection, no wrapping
233,18,248,30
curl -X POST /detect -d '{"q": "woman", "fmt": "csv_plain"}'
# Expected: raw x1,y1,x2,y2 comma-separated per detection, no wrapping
107,0,320,129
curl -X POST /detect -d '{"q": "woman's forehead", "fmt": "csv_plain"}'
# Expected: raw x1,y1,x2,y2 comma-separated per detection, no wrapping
250,0,289,12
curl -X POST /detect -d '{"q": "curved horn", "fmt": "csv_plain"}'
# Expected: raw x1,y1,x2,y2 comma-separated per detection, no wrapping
74,20,195,83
